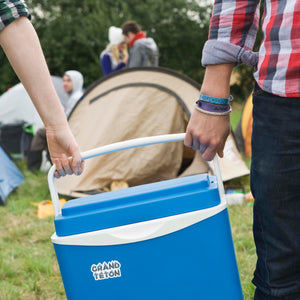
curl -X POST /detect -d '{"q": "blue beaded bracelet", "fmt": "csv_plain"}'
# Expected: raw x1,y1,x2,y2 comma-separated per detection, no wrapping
199,93,233,105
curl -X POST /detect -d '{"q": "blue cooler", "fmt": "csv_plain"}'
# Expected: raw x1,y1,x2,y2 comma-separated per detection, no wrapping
48,134,243,300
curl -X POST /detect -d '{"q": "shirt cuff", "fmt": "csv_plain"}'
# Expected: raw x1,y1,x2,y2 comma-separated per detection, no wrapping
0,0,31,31
201,40,258,68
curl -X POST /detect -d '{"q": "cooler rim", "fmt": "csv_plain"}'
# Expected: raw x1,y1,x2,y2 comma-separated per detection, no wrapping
51,201,227,246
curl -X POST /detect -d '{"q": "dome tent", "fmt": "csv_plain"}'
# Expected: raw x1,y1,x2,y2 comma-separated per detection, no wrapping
0,144,24,205
0,76,68,158
56,67,249,197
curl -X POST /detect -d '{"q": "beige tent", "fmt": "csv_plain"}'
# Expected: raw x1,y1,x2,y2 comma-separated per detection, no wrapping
56,67,249,197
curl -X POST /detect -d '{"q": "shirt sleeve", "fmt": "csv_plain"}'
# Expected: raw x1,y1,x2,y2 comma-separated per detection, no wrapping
113,62,126,72
101,54,125,76
127,45,143,68
0,0,31,31
100,54,113,76
202,0,261,67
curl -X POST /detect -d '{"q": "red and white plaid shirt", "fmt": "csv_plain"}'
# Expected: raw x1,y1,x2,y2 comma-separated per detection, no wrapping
202,0,300,97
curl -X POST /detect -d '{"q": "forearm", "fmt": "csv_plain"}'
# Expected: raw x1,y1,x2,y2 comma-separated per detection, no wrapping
184,63,234,161
0,17,67,129
113,62,126,72
200,63,234,98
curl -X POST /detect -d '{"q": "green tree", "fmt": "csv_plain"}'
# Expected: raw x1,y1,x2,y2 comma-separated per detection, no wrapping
0,0,212,94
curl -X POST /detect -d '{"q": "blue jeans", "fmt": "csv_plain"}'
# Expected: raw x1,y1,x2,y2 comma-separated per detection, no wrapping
251,83,300,299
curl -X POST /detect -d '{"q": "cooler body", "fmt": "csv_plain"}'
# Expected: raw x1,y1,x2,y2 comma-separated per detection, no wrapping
52,174,243,300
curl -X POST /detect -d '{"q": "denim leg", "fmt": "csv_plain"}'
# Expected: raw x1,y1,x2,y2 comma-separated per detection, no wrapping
254,288,300,300
251,84,300,299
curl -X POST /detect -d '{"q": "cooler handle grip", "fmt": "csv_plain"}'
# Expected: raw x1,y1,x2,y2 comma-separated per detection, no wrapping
48,133,225,217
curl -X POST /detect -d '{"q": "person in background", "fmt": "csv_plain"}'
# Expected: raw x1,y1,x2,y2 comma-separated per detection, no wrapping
100,26,128,76
62,70,84,117
28,70,84,171
184,1,300,299
121,20,159,68
0,1,83,178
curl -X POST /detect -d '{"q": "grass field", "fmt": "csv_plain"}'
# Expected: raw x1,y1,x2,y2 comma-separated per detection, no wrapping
0,108,256,299
0,165,256,299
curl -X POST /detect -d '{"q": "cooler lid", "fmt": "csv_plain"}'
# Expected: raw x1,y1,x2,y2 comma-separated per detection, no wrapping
54,174,220,236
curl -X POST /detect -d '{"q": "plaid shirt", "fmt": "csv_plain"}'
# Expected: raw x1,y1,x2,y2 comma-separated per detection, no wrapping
0,0,30,31
202,0,300,98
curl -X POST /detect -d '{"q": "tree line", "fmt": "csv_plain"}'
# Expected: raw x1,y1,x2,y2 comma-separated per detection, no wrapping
0,0,258,100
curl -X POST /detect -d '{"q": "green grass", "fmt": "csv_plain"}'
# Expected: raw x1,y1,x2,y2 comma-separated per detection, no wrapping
1,149,256,299
229,204,256,299
227,102,256,299
0,163,66,300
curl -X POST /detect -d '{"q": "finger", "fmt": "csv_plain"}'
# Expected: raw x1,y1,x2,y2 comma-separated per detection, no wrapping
201,144,218,161
76,160,85,176
199,143,207,154
192,135,200,151
184,130,193,147
70,146,83,175
61,155,73,175
54,158,66,177
54,170,61,179
71,159,84,176
217,140,226,158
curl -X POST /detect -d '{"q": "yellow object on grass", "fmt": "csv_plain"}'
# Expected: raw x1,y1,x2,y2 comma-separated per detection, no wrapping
110,180,129,191
31,199,66,219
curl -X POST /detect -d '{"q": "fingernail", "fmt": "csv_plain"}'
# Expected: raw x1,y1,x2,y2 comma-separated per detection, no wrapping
76,166,83,175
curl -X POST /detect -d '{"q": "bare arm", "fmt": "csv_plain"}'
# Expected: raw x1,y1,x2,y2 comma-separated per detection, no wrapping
0,17,83,177
184,63,234,161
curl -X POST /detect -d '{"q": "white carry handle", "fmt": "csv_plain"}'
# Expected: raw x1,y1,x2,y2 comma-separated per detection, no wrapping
48,133,225,217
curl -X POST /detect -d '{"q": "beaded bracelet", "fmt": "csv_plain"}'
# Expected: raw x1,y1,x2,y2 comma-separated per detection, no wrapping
199,93,233,105
195,100,232,116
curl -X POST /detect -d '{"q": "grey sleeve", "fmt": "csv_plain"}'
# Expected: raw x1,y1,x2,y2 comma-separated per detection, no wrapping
201,40,259,67
127,46,144,68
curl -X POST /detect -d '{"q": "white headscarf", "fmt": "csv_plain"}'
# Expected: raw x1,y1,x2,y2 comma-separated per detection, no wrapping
64,70,84,117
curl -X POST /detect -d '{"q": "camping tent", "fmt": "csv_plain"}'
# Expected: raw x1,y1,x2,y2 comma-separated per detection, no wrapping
240,93,253,157
0,76,68,157
56,67,250,197
234,92,253,157
0,145,24,205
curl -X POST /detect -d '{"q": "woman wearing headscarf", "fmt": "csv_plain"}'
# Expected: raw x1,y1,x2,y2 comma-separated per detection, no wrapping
63,70,84,117
100,26,128,75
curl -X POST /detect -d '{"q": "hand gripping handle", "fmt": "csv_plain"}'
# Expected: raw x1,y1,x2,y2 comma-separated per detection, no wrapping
48,133,225,217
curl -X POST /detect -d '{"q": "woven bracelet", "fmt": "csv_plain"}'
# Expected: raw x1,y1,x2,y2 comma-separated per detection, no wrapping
195,101,231,116
199,93,233,105
196,100,231,112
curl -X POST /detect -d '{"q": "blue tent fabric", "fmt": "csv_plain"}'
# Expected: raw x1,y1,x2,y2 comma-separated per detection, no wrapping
0,146,24,205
